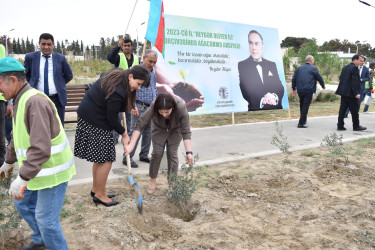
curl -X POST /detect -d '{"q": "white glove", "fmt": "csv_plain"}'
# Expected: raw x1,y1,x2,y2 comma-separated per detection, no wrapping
9,175,28,200
0,162,14,180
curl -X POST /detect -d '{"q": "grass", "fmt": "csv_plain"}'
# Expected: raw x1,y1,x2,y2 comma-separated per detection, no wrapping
189,100,344,128
357,137,375,147
300,151,319,157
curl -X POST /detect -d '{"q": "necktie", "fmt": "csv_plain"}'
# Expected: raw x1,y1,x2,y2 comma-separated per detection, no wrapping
43,55,50,96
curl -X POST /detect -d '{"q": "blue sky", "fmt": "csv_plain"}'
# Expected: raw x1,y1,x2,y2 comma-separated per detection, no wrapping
1,0,375,47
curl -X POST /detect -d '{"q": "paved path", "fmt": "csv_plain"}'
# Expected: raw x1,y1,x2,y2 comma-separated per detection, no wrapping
68,112,375,186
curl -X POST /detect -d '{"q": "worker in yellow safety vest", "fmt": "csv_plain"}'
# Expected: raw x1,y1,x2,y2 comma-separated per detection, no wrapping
0,57,75,250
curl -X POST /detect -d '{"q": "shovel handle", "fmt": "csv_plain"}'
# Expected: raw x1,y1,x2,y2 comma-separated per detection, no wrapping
121,112,132,175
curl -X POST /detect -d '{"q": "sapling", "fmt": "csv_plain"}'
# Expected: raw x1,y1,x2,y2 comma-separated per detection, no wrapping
271,122,292,180
321,132,349,164
165,154,199,217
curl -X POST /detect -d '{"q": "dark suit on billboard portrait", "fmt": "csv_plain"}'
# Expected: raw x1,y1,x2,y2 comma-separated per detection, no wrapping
24,51,73,124
238,56,284,111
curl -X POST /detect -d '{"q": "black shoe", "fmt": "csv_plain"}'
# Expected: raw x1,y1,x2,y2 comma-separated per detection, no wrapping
20,242,46,250
139,157,151,163
131,159,139,168
90,191,116,199
123,156,139,168
93,196,119,207
337,127,346,131
297,124,308,128
353,125,367,131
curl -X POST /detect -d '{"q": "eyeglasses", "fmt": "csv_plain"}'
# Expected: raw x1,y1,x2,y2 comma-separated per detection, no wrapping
123,45,132,47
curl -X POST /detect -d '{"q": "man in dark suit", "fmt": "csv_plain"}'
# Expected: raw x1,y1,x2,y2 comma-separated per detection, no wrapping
238,30,284,111
345,55,369,116
24,33,73,125
336,54,366,131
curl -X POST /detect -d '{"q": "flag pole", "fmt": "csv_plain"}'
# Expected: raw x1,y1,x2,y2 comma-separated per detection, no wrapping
124,0,139,37
142,39,148,58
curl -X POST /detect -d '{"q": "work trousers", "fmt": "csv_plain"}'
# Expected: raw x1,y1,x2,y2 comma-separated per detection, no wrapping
298,92,313,125
338,96,360,129
150,139,181,179
13,182,69,250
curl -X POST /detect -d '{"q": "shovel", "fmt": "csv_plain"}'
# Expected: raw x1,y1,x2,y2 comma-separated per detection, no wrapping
122,112,143,214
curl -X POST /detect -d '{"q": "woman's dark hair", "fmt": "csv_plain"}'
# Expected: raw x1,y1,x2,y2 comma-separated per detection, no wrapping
153,93,177,117
101,65,150,111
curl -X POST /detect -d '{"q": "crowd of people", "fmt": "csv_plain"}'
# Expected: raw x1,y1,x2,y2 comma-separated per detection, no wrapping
0,32,372,249
292,54,372,131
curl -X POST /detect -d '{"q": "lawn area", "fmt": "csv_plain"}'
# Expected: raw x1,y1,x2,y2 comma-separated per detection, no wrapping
65,98,375,129
189,99,346,128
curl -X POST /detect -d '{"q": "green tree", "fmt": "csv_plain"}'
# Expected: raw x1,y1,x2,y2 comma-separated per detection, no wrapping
20,38,26,54
12,38,17,54
99,37,106,60
80,40,84,55
55,41,62,54
25,37,33,53
280,36,310,52
16,38,21,54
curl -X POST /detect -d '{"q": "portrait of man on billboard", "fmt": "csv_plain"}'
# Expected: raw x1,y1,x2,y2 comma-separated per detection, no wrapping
238,30,284,111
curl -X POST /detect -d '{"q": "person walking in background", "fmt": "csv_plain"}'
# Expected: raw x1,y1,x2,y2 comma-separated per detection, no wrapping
362,62,375,113
125,49,158,168
24,33,73,125
336,54,366,131
292,55,325,128
107,38,140,143
345,55,369,117
74,66,149,207
0,57,75,250
125,93,193,195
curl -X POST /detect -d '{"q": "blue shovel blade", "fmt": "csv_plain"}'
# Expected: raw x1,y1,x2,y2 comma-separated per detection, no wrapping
133,183,143,214
128,175,134,185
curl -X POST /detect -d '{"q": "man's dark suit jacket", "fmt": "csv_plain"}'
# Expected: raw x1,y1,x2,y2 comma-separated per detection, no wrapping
238,56,284,111
336,62,360,98
24,51,73,106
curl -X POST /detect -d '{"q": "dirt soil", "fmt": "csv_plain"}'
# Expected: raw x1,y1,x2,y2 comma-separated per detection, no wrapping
3,140,375,250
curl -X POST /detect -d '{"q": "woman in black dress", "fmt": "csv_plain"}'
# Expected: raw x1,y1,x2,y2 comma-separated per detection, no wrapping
74,66,149,206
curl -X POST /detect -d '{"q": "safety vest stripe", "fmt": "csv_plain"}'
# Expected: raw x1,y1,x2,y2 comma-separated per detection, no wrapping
35,157,74,177
16,137,69,158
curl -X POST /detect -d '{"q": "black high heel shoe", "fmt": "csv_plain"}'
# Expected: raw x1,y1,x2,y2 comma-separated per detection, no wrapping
90,191,116,198
93,196,119,207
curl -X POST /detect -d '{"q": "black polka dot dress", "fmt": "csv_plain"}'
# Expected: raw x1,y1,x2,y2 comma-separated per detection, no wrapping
74,117,116,163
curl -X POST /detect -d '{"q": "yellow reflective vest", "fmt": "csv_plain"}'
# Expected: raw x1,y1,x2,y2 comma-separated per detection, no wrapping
118,53,139,70
14,88,75,190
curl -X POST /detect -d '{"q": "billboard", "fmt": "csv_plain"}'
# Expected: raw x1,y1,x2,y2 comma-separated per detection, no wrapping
155,14,289,114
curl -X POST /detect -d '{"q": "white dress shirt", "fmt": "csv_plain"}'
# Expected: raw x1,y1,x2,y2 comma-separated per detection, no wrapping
38,53,57,95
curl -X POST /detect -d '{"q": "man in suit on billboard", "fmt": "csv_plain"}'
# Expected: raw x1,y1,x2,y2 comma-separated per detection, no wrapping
24,33,73,125
238,30,284,111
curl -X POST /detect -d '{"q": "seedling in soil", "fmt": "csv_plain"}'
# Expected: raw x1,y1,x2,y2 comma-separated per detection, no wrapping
166,154,199,221
271,122,292,180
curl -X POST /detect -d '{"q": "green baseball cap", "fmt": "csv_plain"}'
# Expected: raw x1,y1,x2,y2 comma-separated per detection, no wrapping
0,57,25,75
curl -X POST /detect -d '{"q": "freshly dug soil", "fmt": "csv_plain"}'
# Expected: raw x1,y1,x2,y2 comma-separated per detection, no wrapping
2,141,375,249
